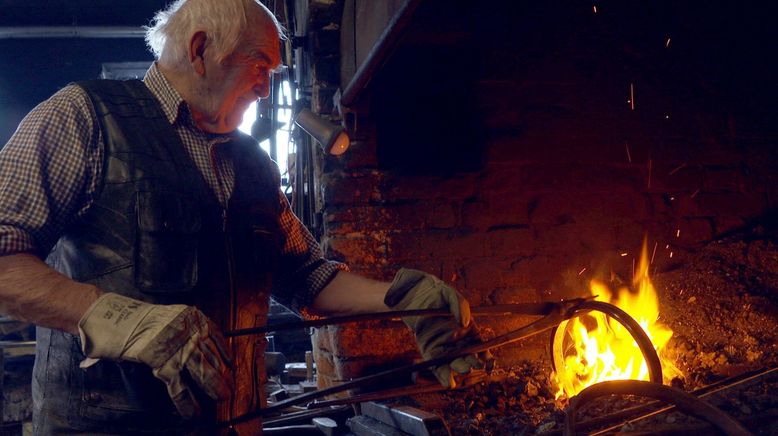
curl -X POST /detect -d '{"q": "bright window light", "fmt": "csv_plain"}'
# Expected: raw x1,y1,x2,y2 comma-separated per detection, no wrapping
238,80,295,189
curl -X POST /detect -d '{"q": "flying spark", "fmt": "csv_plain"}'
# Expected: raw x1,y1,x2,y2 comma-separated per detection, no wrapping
668,163,687,175
651,242,658,264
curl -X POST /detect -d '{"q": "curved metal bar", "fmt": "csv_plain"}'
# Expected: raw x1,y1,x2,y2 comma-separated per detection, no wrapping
550,301,663,386
564,380,752,436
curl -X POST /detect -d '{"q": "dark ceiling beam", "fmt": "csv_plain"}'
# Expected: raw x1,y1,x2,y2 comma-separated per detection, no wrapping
0,26,145,39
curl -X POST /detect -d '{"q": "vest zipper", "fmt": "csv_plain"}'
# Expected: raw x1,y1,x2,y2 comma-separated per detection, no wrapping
209,142,238,425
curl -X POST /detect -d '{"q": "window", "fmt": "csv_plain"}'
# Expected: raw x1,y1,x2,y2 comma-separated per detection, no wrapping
238,79,295,191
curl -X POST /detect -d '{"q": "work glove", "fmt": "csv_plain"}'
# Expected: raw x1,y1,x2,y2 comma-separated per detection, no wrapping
385,268,485,388
78,293,233,418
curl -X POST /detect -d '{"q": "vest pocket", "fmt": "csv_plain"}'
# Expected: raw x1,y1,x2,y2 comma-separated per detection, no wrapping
135,191,201,292
77,360,182,432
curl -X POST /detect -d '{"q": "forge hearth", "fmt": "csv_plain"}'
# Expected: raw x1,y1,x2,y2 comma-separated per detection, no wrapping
358,233,778,435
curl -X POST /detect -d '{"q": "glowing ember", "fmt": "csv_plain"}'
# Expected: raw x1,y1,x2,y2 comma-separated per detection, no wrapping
552,238,682,399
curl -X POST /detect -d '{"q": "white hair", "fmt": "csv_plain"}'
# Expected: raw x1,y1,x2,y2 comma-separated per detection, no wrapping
144,0,284,67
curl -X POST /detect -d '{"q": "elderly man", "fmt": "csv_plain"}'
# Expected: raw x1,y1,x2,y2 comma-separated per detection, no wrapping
0,0,481,434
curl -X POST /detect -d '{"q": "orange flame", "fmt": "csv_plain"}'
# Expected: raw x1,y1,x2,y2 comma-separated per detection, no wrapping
552,238,682,399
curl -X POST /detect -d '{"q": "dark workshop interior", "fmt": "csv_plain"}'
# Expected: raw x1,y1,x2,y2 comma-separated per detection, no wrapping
0,0,776,434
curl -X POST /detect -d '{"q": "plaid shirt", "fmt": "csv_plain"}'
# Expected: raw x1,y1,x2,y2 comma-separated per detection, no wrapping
0,63,343,311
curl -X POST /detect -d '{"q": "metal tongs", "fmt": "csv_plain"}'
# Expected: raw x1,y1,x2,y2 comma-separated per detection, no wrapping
221,296,663,428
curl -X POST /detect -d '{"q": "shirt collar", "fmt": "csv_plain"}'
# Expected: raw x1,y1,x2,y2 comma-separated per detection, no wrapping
142,62,192,127
142,63,240,145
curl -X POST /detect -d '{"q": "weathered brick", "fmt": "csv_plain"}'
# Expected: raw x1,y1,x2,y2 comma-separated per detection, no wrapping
485,228,534,257
713,216,748,235
325,233,386,264
462,194,533,231
500,254,572,293
479,163,524,194
578,227,623,256
427,202,459,229
486,133,634,166
326,204,441,234
531,192,649,226
312,347,343,391
697,142,747,166
488,286,538,305
312,346,335,377
312,327,333,353
651,163,704,192
693,192,765,218
382,173,478,202
460,258,512,290
612,222,653,253
321,172,382,206
676,218,714,245
325,323,416,358
388,229,487,261
337,139,379,170
519,163,643,193
312,83,338,114
332,355,417,383
533,223,584,255
703,166,745,193
461,200,491,230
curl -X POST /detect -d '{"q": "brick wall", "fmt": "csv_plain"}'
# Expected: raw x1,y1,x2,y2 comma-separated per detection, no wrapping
306,1,777,383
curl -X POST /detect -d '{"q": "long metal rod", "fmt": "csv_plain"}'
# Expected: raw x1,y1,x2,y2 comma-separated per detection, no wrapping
564,380,752,436
588,366,777,435
305,382,446,409
219,299,659,430
225,299,591,337
221,309,570,427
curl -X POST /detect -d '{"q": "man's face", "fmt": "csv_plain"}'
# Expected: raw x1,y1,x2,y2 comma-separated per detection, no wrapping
195,25,281,134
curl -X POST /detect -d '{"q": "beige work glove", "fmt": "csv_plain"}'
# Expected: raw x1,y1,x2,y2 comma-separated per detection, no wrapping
78,293,233,419
385,269,486,388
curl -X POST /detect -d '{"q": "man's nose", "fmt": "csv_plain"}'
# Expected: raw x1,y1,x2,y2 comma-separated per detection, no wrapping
254,72,271,99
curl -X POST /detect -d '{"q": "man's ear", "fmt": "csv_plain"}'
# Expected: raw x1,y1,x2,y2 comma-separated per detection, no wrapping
189,31,208,76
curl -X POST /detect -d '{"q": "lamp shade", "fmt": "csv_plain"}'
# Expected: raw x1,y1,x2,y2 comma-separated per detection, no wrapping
294,108,349,155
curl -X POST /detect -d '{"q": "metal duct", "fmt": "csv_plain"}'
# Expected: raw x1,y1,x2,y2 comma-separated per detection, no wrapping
0,26,145,39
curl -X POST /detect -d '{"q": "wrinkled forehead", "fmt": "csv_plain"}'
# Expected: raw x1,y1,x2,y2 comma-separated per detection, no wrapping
238,9,282,67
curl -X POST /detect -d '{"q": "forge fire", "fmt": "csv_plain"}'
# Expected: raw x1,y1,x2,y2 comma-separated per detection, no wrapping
551,238,682,400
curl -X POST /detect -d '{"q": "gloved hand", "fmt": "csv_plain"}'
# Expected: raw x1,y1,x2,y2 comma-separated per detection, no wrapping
385,268,485,388
78,293,233,418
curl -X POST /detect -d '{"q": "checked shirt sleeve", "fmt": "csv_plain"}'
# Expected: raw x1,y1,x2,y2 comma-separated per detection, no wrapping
0,85,102,258
271,191,347,313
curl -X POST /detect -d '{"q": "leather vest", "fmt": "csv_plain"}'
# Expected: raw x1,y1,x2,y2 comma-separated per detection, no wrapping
35,80,281,434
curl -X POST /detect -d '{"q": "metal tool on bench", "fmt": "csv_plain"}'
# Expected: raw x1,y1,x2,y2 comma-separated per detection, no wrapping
349,402,451,436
